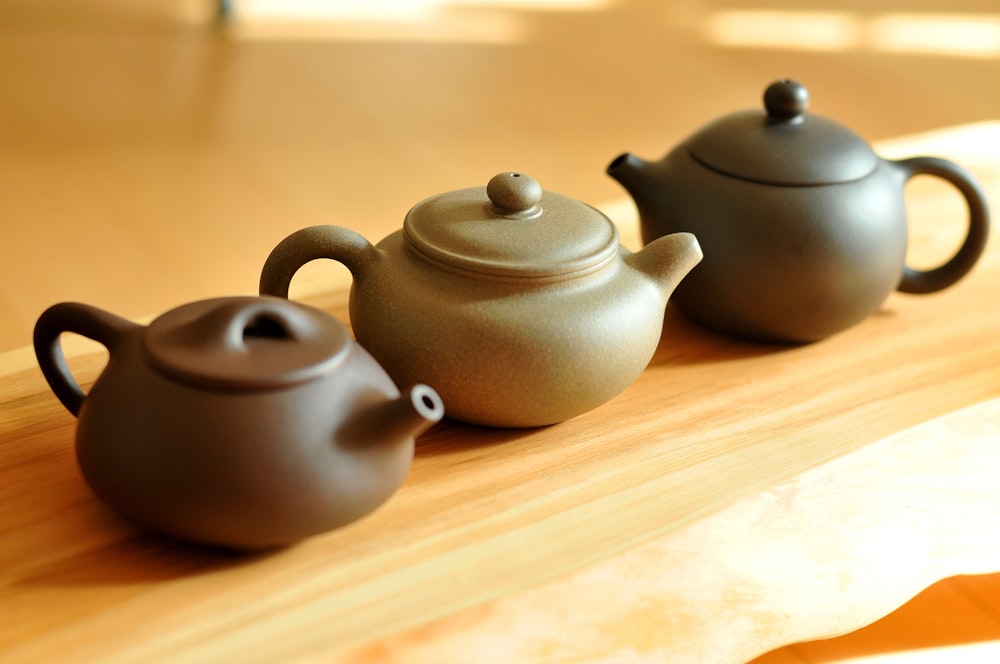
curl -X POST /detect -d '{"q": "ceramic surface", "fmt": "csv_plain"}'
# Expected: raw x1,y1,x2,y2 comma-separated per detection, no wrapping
33,296,443,549
260,172,702,427
608,80,990,343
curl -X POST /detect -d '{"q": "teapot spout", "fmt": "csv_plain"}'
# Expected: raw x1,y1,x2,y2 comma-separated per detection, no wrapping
607,152,659,211
626,232,703,296
341,384,445,448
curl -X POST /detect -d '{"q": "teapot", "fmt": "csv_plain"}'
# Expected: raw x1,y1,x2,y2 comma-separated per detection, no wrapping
608,80,990,343
33,296,443,550
259,171,702,427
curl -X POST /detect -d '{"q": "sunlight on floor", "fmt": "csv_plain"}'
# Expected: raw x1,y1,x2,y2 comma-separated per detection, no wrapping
227,11,527,42
705,10,1000,58
217,1,1000,54
226,0,608,43
869,13,1000,57
875,121,1000,164
234,0,607,17
235,0,437,21
704,10,859,51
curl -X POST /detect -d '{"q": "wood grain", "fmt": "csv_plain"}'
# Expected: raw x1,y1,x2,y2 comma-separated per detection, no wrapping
338,397,1000,664
2,2,1000,662
2,217,999,661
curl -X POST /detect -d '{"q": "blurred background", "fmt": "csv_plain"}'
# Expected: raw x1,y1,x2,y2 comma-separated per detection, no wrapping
1,0,997,354
0,1,998,661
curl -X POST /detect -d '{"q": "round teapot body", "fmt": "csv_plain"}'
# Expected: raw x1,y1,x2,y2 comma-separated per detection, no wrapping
75,333,411,549
638,149,908,342
33,297,443,550
610,80,990,342
260,173,702,428
350,232,670,427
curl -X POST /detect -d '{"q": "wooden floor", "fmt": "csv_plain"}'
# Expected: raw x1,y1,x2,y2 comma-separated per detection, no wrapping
1,0,998,661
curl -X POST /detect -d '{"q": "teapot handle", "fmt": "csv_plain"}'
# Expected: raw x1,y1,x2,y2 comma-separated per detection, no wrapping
892,157,990,294
33,303,141,416
259,225,377,298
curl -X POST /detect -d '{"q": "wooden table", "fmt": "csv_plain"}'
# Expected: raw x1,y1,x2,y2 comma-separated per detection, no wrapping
2,3,1000,662
2,123,999,662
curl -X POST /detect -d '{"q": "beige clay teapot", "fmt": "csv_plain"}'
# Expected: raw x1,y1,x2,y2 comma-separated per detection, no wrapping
260,171,703,427
608,80,990,343
33,296,443,549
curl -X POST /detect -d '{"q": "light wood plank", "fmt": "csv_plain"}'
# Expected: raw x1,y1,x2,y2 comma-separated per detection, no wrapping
3,235,1000,661
334,397,1000,663
2,2,1000,662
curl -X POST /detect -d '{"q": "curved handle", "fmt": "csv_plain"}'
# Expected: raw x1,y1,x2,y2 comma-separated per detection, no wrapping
892,156,990,294
33,303,142,416
259,225,377,298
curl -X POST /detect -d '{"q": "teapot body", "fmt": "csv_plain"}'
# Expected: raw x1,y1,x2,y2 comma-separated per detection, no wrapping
610,80,989,343
34,297,443,550
76,333,409,549
259,172,702,428
349,231,671,427
637,149,908,342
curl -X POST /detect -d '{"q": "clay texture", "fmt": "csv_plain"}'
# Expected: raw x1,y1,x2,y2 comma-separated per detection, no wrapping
34,296,443,549
260,172,702,427
608,80,990,343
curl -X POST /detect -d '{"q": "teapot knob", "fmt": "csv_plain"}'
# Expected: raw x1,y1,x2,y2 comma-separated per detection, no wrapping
764,79,809,122
487,172,543,215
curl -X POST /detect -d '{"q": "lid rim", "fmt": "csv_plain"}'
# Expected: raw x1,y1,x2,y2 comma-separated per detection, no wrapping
143,345,349,392
402,185,620,279
141,297,352,392
687,147,879,187
404,231,619,280
684,104,880,185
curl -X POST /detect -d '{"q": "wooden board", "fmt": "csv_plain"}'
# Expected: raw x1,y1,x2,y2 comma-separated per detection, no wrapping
3,124,1000,660
340,396,1000,664
2,225,1000,661
2,5,1000,660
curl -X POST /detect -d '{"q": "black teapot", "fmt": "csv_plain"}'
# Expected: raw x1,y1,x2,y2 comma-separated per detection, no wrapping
608,80,990,343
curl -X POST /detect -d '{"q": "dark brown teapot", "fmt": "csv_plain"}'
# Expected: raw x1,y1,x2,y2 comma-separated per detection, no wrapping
608,80,990,343
33,296,443,550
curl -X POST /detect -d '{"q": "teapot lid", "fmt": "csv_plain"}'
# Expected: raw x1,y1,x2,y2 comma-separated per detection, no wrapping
402,172,618,278
142,297,351,391
684,80,879,185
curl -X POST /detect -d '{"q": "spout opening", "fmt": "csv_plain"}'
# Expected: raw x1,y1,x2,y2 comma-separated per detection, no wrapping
607,152,632,175
338,383,445,449
410,384,445,423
